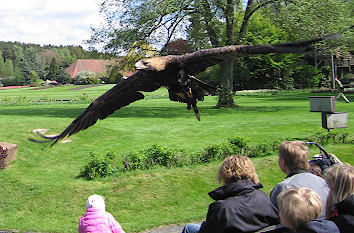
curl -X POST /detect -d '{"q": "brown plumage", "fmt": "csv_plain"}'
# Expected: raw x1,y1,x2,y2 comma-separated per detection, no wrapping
29,34,339,145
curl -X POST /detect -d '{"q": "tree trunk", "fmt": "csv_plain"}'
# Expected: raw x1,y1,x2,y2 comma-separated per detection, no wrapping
217,0,235,107
217,60,234,107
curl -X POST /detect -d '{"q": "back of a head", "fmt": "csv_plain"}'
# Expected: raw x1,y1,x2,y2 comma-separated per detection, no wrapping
277,188,322,231
86,194,106,211
279,141,309,170
324,164,354,217
218,155,259,185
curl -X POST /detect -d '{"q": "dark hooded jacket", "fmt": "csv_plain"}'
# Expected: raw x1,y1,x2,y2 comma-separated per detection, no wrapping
295,219,340,233
198,179,279,233
329,194,354,233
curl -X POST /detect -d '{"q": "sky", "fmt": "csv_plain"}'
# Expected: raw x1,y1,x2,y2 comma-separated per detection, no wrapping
0,0,104,48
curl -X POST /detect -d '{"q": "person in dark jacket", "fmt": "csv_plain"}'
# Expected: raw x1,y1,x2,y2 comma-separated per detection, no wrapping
295,219,340,233
277,187,339,233
324,164,354,233
181,155,279,233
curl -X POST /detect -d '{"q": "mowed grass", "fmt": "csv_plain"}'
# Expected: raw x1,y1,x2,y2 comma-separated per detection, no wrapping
0,85,353,232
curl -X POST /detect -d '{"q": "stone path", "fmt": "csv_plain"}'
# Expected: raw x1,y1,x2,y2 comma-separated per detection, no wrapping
0,226,183,233
1,222,199,233
138,224,184,233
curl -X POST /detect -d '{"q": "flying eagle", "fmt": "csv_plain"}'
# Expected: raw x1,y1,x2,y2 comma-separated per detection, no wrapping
30,34,338,145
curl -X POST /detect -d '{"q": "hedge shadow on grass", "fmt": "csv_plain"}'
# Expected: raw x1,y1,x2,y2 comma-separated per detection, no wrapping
0,104,299,119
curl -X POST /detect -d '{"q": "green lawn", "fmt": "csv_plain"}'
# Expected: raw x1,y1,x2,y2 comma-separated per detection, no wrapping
0,85,353,232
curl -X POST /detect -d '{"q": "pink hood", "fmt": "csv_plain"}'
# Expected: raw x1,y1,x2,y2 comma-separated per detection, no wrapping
78,208,125,233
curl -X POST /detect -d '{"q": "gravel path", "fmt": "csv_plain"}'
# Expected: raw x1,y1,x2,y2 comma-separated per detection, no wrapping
1,222,199,233
0,226,184,233
138,224,184,233
138,222,202,233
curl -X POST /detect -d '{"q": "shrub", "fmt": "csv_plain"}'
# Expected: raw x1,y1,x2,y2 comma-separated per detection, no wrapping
0,76,23,86
81,152,117,180
247,143,273,157
73,71,101,85
100,66,123,84
228,136,250,155
81,132,352,179
197,144,225,163
77,93,90,102
292,65,322,89
143,144,174,167
121,145,185,171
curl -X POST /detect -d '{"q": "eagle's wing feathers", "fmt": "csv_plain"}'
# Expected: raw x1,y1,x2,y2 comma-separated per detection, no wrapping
30,72,161,145
180,35,337,75
29,34,339,145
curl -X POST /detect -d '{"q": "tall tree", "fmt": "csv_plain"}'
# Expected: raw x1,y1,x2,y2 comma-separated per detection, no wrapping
3,59,15,77
0,50,5,76
13,45,24,68
88,0,295,107
269,0,352,51
22,47,46,84
12,45,25,81
47,57,59,80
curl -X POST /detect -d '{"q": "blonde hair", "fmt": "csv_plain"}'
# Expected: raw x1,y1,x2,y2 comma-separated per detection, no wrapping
218,155,259,185
277,188,322,231
279,141,309,170
324,164,354,218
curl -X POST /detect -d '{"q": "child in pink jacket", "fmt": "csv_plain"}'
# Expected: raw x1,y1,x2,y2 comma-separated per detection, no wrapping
78,194,125,233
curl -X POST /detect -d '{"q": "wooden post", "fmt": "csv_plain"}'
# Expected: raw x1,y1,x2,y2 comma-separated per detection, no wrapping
331,53,336,89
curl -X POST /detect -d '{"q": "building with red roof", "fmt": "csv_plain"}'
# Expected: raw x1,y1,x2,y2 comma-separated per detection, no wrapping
65,59,114,78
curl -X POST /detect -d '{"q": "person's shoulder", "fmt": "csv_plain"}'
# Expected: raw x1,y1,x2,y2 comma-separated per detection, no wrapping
297,219,340,233
290,172,326,182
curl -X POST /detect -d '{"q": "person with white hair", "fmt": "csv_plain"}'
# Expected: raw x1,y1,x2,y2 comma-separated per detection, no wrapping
78,194,125,233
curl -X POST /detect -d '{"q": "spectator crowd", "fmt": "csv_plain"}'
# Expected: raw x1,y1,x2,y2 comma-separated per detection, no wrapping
78,141,353,233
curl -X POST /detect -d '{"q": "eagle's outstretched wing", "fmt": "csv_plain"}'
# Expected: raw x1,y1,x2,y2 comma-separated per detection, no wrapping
30,34,339,145
178,33,340,75
29,72,161,145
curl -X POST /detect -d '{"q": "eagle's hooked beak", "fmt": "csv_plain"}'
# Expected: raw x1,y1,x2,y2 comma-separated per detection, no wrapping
135,60,149,70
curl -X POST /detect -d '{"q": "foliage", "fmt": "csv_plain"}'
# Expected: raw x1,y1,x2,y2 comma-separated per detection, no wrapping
0,86,353,232
82,130,353,179
101,65,123,84
80,152,117,180
0,41,110,86
82,137,278,178
29,70,40,85
55,67,71,84
120,41,158,71
21,47,45,85
73,71,102,85
89,0,298,107
292,65,322,89
0,76,22,86
269,0,353,52
121,144,188,172
53,47,75,67
165,39,193,55
289,130,354,145
232,13,317,91
47,57,59,81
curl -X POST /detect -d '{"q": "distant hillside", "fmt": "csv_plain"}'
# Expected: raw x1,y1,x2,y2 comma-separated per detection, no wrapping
0,41,114,86
0,41,112,67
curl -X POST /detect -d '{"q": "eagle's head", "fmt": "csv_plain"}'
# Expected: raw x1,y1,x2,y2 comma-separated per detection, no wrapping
135,56,175,72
